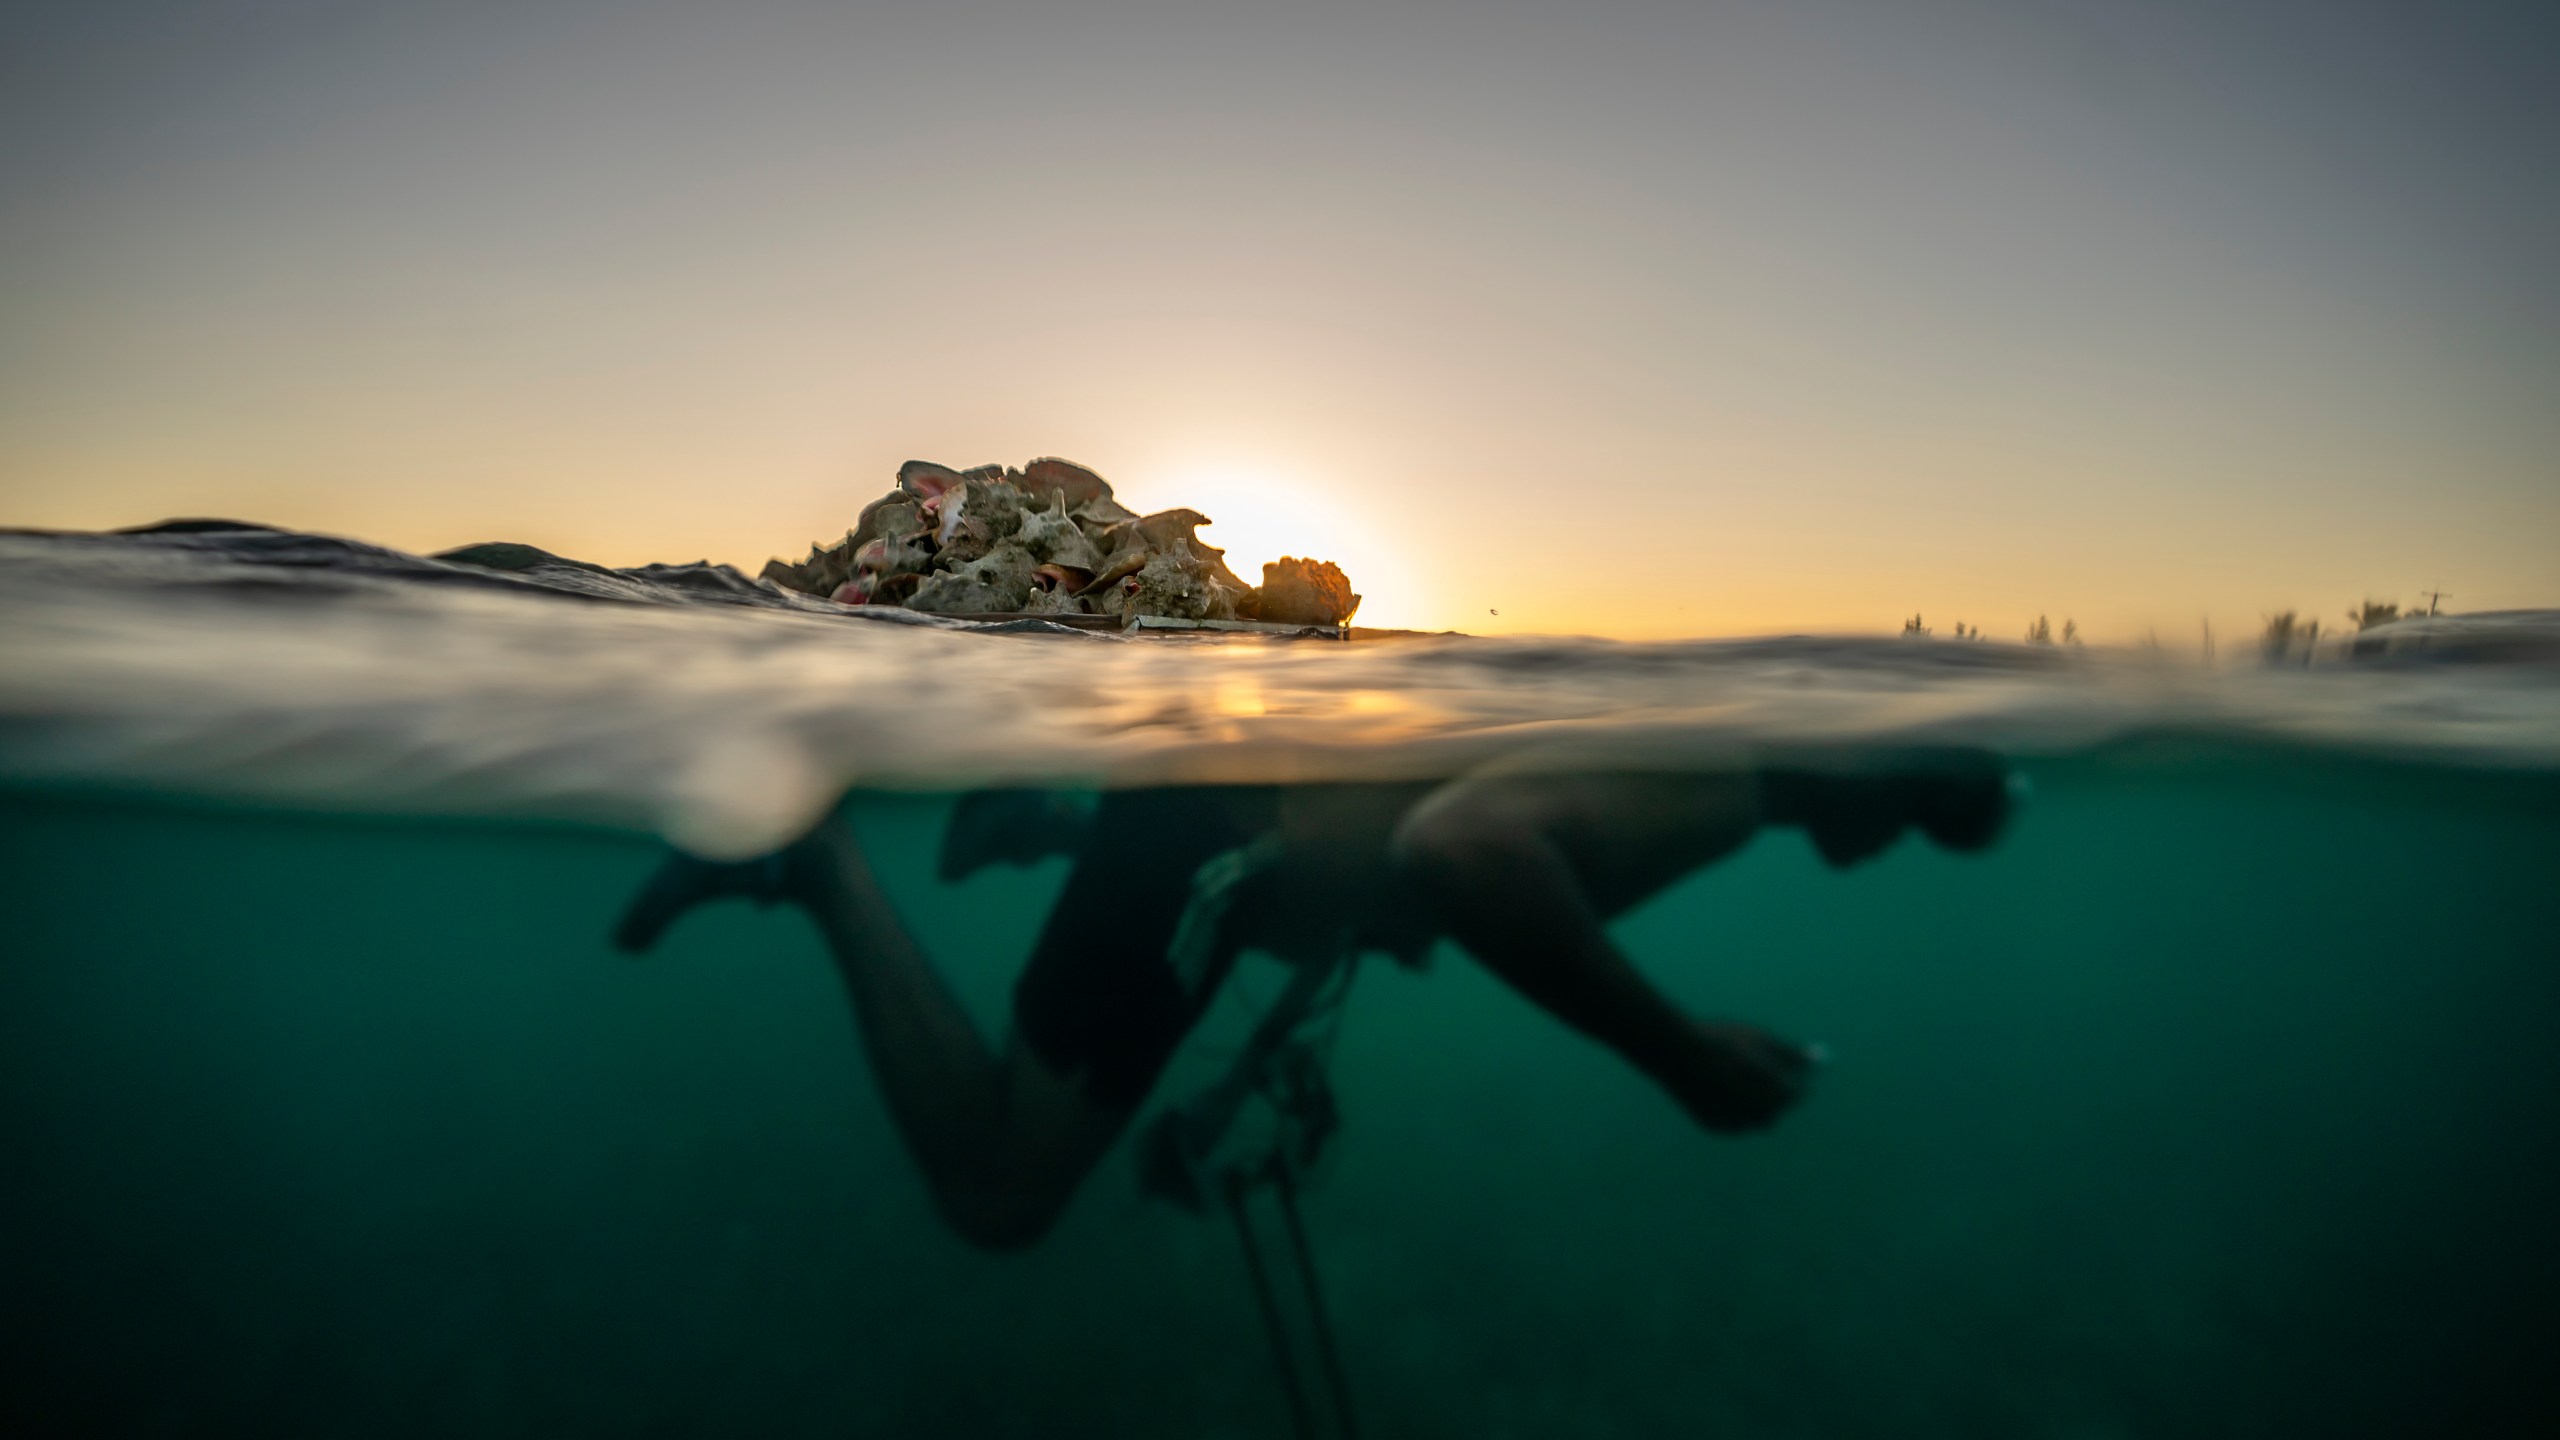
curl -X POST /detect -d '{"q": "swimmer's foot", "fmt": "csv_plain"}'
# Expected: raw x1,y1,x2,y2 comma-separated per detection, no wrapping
610,850,797,953
1661,1019,1818,1134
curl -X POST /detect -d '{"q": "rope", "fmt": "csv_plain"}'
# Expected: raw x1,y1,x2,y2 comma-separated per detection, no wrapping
1153,913,1365,1439
1223,1148,1362,1440
1227,1171,1318,1440
1274,1163,1361,1440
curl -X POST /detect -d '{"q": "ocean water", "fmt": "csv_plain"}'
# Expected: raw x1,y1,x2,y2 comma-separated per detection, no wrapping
4,525,2557,1437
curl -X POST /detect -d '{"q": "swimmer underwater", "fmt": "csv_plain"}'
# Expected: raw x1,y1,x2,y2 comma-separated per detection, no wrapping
613,757,2019,1250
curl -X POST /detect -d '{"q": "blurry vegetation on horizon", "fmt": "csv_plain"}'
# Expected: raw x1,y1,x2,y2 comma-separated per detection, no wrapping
1903,612,2090,647
1899,591,2459,665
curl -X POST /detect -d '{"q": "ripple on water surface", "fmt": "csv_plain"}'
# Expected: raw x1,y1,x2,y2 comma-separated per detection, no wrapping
2,524,2555,855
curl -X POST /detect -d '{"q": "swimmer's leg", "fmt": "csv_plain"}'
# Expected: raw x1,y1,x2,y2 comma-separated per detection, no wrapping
614,816,1132,1251
1391,772,1815,1133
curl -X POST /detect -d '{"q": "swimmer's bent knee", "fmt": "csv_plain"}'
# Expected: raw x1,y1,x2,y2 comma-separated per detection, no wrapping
1388,789,1537,887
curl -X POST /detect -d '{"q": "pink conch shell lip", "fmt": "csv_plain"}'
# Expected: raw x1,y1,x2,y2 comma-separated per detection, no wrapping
1018,457,1113,508
1031,563,1094,594
934,488,970,548
1074,551,1149,598
896,461,964,501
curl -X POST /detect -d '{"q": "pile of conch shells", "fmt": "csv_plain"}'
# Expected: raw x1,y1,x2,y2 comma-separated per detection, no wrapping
760,457,1361,627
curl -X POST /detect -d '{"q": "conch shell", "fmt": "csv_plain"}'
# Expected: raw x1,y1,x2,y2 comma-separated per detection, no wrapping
768,456,1352,626
909,541,1038,614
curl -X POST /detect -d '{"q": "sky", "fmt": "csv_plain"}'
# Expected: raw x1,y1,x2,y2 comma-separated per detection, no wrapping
2,0,2553,639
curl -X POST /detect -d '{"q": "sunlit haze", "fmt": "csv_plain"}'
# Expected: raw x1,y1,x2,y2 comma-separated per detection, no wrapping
3,0,2553,638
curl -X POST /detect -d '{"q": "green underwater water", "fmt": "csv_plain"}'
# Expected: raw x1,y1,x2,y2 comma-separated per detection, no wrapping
4,747,2557,1438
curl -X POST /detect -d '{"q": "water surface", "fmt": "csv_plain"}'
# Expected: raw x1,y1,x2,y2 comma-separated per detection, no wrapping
3,525,2555,1436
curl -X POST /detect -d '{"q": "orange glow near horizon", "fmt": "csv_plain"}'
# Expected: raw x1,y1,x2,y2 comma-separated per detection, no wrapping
2,5,2552,645
1118,464,1422,633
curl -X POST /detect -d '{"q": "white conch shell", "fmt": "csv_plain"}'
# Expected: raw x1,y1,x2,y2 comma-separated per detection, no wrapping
908,540,1038,613
1013,494,1102,571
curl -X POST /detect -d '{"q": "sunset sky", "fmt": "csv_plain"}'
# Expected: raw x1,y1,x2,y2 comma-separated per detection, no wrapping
4,0,2552,639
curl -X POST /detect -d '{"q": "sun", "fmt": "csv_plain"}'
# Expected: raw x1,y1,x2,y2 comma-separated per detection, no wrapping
1137,466,1415,629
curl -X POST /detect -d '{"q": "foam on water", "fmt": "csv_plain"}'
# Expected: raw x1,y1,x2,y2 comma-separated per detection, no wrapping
3,523,2556,856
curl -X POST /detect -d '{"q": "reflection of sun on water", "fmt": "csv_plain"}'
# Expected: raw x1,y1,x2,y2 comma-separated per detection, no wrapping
1145,466,1416,629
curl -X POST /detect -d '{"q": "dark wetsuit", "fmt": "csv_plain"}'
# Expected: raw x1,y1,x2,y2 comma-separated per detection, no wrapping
1011,787,1279,1110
